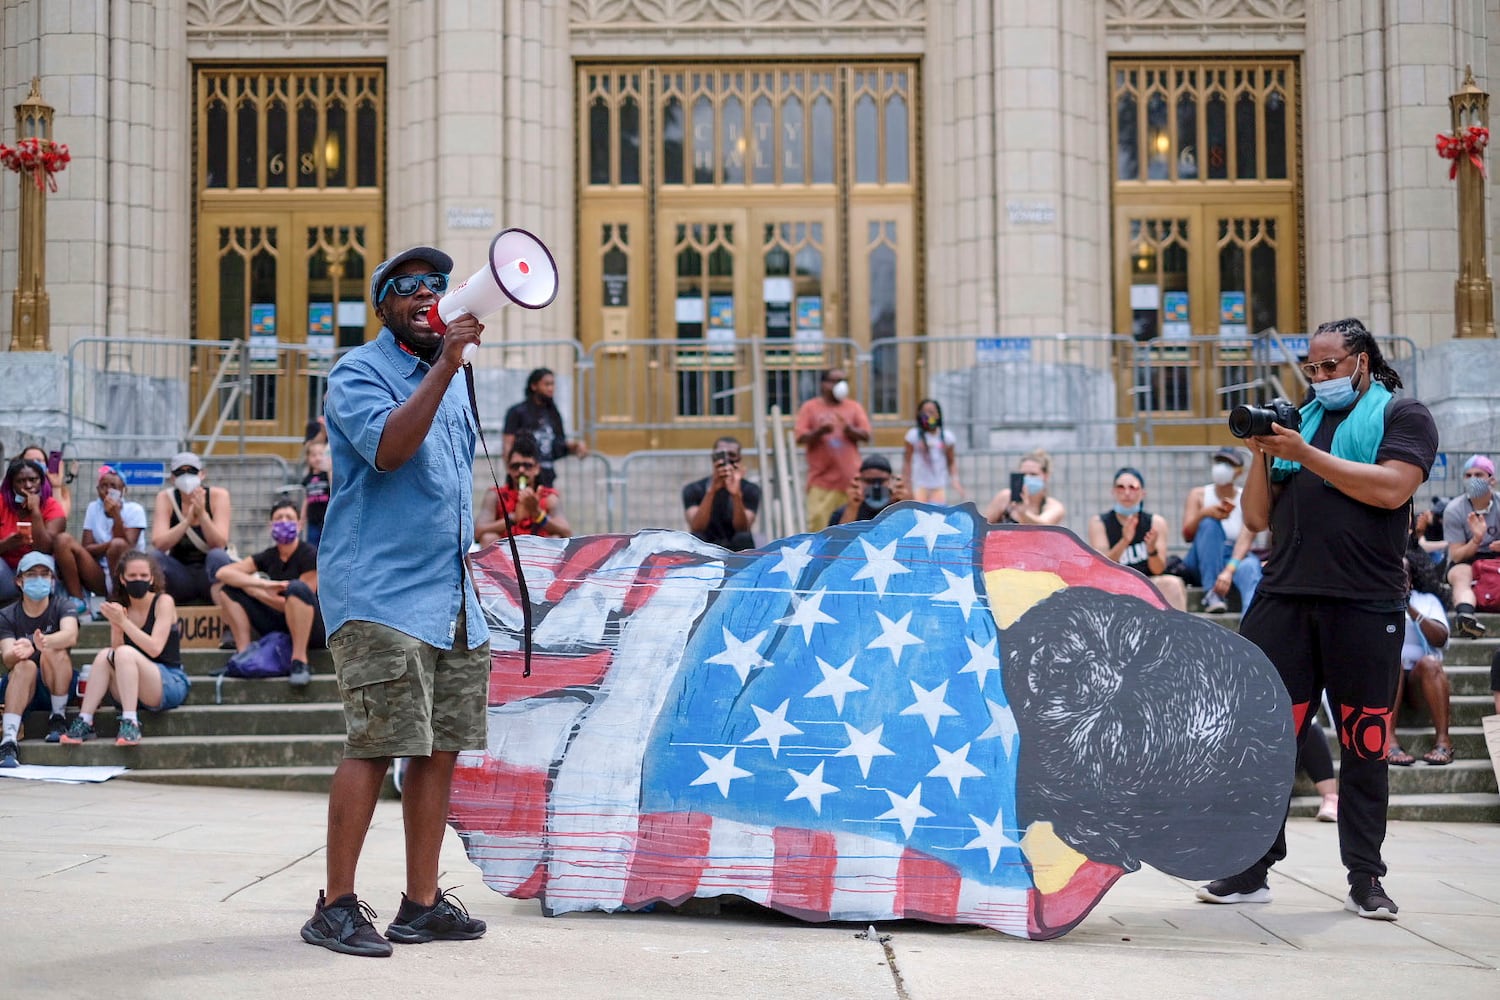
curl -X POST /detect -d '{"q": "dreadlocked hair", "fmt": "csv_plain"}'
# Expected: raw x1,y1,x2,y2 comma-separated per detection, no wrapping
1313,317,1403,391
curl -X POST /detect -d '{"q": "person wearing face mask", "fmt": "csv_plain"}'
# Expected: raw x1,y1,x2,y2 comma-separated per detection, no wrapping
901,398,963,503
305,245,490,956
62,550,189,747
1179,447,1263,614
150,451,234,605
51,466,149,612
0,457,68,605
1194,317,1438,922
985,449,1067,526
212,500,325,689
794,367,872,532
0,553,81,765
1087,467,1187,611
1441,454,1500,638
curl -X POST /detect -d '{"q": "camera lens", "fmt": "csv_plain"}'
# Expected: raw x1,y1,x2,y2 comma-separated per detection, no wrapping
1227,404,1265,439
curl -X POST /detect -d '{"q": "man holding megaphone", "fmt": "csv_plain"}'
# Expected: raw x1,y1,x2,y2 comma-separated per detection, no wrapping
305,245,493,957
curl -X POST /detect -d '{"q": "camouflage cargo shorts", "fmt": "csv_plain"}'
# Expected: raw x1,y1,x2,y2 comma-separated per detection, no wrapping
328,607,490,759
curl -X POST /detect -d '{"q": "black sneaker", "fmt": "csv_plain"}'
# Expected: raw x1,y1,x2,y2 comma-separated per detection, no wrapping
385,888,487,944
1455,613,1487,639
288,659,312,689
0,740,18,768
44,713,68,743
1345,875,1398,920
1196,870,1271,904
300,891,393,957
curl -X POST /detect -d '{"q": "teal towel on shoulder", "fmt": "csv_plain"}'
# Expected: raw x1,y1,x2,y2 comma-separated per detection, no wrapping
1270,383,1392,481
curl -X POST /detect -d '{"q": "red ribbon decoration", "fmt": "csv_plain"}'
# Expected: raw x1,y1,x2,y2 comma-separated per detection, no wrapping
1436,125,1489,180
0,136,70,192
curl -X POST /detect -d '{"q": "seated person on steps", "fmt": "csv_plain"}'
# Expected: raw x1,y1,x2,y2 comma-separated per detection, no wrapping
476,436,572,545
1179,447,1263,614
1385,556,1455,767
62,551,190,747
0,456,67,606
1444,454,1499,639
0,553,80,767
52,465,148,610
212,500,325,689
1087,466,1188,612
150,451,234,606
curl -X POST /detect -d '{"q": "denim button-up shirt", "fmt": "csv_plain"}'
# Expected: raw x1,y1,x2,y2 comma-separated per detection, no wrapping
319,328,486,650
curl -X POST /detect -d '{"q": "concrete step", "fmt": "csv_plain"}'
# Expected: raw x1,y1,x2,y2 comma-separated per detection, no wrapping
118,765,397,798
1388,726,1492,759
1446,667,1496,697
69,646,335,674
16,732,345,770
1395,694,1497,726
1294,758,1498,796
22,702,344,740
1289,792,1500,823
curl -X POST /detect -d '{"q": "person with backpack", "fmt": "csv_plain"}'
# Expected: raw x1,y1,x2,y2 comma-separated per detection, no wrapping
211,500,323,689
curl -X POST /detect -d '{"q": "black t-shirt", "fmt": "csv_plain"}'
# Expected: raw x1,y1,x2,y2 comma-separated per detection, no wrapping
683,476,762,549
502,400,568,465
1099,509,1155,574
827,500,889,528
1259,396,1439,602
251,541,319,583
302,471,330,528
0,594,74,641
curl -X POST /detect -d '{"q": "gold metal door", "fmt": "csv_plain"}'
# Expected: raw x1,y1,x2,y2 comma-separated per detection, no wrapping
195,210,381,452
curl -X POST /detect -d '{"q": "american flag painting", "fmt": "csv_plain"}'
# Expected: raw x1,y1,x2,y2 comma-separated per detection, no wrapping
455,504,1293,940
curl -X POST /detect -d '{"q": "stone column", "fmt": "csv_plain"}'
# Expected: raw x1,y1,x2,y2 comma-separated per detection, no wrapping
1448,67,1496,339
7,78,55,351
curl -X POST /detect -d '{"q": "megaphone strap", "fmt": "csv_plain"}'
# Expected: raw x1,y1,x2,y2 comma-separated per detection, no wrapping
464,363,534,677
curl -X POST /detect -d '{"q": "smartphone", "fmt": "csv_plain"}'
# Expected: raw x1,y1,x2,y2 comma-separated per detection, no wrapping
47,450,62,474
1009,472,1026,500
106,488,123,503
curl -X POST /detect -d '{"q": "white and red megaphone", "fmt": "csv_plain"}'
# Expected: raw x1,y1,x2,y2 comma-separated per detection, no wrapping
426,227,559,364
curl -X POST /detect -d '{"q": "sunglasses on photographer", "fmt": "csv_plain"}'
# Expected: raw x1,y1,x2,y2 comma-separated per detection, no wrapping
377,272,449,303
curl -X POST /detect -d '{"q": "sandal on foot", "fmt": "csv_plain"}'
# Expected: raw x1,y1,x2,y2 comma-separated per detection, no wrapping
1386,744,1415,766
1421,744,1455,765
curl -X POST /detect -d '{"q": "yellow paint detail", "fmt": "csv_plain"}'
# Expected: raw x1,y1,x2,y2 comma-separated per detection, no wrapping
1021,821,1088,895
983,568,1066,628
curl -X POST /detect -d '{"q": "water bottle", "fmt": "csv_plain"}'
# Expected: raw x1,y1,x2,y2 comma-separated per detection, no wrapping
77,660,91,698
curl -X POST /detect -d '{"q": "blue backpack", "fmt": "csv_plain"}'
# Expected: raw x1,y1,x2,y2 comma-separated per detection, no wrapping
222,632,293,679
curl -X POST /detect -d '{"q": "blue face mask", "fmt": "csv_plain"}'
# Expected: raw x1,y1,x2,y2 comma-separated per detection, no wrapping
1465,476,1492,501
21,576,52,601
1023,475,1046,495
1311,360,1363,411
1113,502,1142,517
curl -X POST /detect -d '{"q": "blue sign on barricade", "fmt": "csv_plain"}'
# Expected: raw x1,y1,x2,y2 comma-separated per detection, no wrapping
114,461,167,487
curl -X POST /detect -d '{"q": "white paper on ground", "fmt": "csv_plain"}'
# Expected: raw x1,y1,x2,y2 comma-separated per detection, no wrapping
0,765,129,784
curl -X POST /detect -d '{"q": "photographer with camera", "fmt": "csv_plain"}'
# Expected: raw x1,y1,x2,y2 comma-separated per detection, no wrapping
682,437,760,552
829,454,909,527
1197,318,1437,921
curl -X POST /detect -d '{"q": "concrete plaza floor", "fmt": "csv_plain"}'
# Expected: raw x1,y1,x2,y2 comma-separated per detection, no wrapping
2,779,1497,999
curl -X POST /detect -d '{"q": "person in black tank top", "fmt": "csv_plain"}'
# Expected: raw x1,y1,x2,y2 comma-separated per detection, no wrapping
61,551,192,748
1086,467,1188,611
1192,319,1439,921
149,451,235,605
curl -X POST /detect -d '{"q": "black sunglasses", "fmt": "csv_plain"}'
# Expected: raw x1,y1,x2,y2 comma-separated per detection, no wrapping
378,272,448,303
508,461,538,472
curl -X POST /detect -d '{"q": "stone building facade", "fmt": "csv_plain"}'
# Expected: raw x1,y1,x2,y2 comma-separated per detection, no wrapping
1,0,1497,455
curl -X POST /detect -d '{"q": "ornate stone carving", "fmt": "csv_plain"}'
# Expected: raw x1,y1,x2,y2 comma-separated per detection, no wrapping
1105,0,1304,38
187,0,388,42
571,0,925,32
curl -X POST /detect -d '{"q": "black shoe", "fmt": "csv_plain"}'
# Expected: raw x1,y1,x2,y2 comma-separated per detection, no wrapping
385,888,487,944
1196,870,1271,904
301,891,393,957
0,740,18,768
1455,612,1487,639
1345,875,1398,920
45,713,68,743
288,659,312,688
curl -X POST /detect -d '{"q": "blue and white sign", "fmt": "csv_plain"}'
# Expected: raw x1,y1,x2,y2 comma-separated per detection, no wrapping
976,337,1033,364
113,461,166,488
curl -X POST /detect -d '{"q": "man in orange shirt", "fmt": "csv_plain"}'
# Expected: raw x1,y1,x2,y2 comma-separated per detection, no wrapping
794,368,871,532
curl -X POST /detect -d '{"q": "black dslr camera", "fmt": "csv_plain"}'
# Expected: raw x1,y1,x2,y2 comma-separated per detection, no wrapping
1228,398,1301,439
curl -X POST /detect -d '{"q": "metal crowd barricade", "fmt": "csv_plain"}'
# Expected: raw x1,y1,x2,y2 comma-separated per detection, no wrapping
464,338,587,439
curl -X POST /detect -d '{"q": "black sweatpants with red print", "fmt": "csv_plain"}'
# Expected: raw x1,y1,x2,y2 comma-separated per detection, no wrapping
1238,594,1404,883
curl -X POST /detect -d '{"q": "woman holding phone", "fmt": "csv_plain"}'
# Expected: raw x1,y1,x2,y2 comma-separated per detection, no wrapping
985,449,1067,526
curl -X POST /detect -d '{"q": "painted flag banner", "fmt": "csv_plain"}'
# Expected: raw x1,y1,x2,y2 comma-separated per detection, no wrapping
455,504,1293,940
